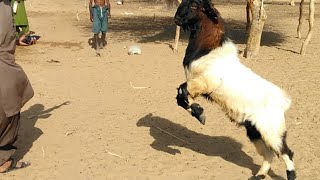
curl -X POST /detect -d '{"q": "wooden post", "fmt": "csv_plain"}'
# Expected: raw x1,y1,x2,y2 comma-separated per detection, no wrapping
246,0,253,32
244,0,267,58
300,0,315,55
297,0,305,38
173,0,182,52
173,26,180,52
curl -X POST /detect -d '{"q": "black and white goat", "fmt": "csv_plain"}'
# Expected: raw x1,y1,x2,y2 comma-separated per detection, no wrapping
174,0,295,179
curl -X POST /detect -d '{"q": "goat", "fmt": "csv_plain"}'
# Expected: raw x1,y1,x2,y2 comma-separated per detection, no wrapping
174,0,295,179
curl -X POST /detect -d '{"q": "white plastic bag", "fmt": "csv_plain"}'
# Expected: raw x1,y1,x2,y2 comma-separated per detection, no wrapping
128,45,142,55
13,1,18,13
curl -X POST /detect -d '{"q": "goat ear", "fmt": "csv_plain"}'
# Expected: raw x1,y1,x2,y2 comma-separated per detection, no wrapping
203,3,219,22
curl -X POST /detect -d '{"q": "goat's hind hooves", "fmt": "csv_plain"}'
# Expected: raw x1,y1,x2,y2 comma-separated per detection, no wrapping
190,103,206,125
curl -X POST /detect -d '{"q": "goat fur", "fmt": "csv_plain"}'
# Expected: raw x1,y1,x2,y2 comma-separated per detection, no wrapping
185,39,291,153
174,0,295,179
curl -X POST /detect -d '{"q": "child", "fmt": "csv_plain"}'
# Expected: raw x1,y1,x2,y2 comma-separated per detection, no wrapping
11,0,38,46
89,0,111,55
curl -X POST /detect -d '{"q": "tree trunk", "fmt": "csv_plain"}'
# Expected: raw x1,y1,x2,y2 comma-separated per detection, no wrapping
173,0,182,52
244,0,267,58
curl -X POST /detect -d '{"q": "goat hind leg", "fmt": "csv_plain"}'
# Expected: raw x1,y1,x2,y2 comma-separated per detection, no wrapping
263,130,296,179
263,131,296,180
244,121,273,178
253,139,274,179
280,133,296,180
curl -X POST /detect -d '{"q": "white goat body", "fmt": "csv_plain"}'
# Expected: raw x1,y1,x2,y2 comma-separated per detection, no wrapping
185,40,291,152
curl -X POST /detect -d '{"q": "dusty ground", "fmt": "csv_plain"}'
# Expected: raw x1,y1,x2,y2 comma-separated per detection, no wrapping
2,0,320,179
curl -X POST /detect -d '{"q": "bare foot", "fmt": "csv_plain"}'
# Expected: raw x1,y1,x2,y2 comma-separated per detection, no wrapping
0,160,12,173
0,159,31,173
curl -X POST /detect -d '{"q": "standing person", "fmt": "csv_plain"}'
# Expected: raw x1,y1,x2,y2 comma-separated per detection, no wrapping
0,0,34,173
89,0,111,55
10,0,35,46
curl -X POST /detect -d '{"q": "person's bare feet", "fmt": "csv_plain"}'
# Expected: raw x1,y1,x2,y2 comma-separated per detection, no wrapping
0,159,31,173
0,160,12,172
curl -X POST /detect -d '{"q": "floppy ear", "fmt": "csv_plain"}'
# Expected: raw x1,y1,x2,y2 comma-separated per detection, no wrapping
202,0,219,22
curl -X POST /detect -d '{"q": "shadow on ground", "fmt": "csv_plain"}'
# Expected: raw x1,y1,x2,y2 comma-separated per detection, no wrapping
75,15,284,47
13,101,70,161
136,113,285,180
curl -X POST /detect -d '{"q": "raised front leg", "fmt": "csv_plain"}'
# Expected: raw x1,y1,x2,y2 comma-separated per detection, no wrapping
176,82,206,125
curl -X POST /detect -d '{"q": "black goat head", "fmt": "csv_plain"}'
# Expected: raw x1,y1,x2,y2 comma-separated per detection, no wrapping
174,0,219,30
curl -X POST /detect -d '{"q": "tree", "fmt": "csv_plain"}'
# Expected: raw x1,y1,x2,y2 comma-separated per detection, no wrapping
244,0,267,58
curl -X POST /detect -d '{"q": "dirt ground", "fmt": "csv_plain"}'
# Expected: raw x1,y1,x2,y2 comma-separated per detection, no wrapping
2,0,320,179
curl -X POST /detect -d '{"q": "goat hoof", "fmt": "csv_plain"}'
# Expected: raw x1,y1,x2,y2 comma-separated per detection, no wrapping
287,170,296,180
198,113,206,125
190,103,206,125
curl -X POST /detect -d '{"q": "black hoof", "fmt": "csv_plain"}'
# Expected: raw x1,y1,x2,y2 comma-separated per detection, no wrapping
190,103,206,125
287,170,296,180
176,83,190,109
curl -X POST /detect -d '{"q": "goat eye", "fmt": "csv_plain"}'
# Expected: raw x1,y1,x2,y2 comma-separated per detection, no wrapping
190,3,198,9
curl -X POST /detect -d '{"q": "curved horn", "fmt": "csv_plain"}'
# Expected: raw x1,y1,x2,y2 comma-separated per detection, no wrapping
202,1,219,22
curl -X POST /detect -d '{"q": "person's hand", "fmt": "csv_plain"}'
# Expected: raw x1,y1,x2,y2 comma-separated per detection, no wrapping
29,37,37,45
18,41,28,46
108,14,111,18
90,15,93,22
17,35,37,46
18,35,29,46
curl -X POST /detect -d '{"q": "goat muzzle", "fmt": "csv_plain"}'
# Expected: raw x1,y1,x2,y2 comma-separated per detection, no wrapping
174,18,183,26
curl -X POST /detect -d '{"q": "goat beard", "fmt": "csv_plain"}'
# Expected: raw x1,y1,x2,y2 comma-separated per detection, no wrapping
182,24,189,32
181,23,198,32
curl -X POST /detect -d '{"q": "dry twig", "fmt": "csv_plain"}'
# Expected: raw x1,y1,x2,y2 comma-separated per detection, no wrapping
156,127,191,144
42,147,45,158
27,115,38,119
129,82,150,89
106,150,126,160
65,131,75,136
76,12,80,21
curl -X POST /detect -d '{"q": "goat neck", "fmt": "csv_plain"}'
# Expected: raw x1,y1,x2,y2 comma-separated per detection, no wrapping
183,14,225,68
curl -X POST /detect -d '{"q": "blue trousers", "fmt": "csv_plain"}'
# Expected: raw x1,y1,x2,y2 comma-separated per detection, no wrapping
92,5,108,34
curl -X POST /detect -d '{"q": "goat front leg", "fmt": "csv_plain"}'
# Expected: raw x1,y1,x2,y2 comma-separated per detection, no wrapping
176,82,206,125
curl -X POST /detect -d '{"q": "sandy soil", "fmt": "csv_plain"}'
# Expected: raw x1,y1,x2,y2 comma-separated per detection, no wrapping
2,0,320,179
